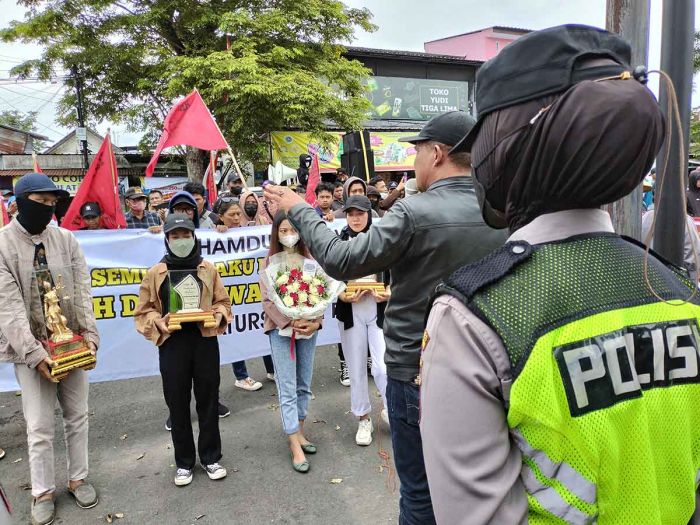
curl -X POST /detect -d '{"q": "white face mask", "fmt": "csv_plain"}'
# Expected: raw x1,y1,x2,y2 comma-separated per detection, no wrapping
169,237,195,258
279,233,300,248
380,192,388,199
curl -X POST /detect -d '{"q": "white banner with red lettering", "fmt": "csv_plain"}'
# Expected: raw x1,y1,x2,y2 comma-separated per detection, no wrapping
0,223,344,392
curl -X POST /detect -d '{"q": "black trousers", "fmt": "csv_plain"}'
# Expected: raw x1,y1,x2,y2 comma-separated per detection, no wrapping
159,327,222,469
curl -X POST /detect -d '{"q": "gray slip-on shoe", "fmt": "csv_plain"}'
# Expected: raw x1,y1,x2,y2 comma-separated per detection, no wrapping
68,482,98,509
31,498,55,525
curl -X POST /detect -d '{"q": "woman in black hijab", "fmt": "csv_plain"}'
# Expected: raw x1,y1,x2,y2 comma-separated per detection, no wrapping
336,196,391,446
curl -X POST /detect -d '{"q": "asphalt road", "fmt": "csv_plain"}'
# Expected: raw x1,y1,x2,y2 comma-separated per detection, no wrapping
0,345,399,525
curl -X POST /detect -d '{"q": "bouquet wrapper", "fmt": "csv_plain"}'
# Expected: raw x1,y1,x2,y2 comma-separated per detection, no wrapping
261,252,346,359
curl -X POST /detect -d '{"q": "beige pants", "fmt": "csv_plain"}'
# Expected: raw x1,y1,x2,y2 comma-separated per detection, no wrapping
14,365,89,497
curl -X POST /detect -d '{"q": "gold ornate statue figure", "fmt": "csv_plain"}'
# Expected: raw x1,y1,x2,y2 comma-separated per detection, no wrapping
43,277,74,343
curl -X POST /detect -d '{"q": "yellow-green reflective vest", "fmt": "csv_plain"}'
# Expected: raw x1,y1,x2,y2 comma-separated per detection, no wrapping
441,234,700,524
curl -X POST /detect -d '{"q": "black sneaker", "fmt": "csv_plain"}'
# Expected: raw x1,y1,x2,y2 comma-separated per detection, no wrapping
340,360,350,387
218,402,231,418
165,416,172,432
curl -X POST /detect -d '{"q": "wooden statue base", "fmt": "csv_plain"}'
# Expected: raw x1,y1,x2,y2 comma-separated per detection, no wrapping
47,334,96,380
167,310,218,331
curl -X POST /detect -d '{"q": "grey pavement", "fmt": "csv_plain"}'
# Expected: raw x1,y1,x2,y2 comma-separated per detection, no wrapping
0,345,399,524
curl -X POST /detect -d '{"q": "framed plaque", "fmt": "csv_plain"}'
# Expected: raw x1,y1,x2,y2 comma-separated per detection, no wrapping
345,274,386,294
166,271,218,331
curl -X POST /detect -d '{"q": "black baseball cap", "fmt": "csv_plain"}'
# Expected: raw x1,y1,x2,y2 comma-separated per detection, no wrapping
343,195,372,213
13,172,69,198
124,187,148,200
451,24,632,154
398,111,476,147
163,214,195,234
228,174,242,183
80,202,101,218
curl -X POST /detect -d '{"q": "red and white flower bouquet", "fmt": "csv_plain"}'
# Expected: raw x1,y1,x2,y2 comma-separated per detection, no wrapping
261,252,345,341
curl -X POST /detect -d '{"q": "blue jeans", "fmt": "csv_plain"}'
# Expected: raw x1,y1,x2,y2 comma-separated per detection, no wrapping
231,355,275,380
268,330,318,435
387,377,436,525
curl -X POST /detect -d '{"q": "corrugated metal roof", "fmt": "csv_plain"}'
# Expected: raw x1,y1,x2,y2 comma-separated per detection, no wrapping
344,46,483,67
0,124,48,140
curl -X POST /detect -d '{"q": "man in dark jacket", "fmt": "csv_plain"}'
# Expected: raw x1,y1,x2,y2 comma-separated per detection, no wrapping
264,111,506,525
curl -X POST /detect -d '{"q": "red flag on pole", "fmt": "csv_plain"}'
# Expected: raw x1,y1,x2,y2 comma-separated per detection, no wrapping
32,152,44,173
0,198,9,227
305,155,320,206
145,90,229,177
204,150,219,207
61,134,126,231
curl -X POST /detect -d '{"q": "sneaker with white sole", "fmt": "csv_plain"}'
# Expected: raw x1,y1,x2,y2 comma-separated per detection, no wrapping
202,462,227,480
381,408,390,427
234,377,262,391
266,373,276,381
218,402,231,418
174,468,193,486
356,417,373,446
339,361,350,387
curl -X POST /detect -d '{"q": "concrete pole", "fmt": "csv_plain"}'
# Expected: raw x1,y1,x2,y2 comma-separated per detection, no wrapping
605,0,650,240
654,0,694,266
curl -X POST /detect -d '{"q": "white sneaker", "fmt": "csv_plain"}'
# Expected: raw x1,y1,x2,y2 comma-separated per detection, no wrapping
235,377,262,391
202,462,227,480
266,373,276,381
355,417,373,446
174,468,193,486
381,408,390,427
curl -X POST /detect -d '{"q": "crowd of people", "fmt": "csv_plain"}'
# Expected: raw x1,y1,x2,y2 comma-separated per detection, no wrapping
2,23,700,525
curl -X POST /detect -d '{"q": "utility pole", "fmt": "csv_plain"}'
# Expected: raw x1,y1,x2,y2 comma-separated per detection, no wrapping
654,0,694,266
604,0,650,240
71,66,89,170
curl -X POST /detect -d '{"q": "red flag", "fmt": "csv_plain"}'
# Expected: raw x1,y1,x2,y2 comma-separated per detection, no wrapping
145,90,229,177
61,134,126,231
305,155,320,206
204,151,219,207
0,198,9,227
32,152,43,173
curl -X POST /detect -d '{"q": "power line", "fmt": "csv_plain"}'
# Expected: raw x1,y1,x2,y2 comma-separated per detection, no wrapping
0,84,64,103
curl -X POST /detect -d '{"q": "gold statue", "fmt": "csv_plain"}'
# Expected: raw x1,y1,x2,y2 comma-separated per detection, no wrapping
43,277,74,343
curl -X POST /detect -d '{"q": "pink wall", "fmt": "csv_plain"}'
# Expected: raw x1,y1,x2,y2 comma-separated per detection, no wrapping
425,27,525,62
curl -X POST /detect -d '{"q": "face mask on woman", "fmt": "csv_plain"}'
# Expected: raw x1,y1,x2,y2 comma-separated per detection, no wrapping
279,233,300,248
168,237,195,258
244,203,258,217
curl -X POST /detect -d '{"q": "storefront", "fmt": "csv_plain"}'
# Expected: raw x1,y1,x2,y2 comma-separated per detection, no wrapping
270,46,481,182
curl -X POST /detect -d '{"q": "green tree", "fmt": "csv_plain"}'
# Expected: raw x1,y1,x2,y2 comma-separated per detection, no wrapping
2,1,375,180
0,109,46,151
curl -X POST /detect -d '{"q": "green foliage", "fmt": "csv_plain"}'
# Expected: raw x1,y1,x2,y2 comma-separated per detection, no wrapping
1,0,375,168
694,31,700,73
0,109,46,150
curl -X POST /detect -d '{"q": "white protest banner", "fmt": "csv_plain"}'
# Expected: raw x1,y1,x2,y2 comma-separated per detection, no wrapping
0,223,345,392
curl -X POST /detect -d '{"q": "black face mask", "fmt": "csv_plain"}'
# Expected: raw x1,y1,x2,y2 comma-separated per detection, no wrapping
16,196,55,235
231,187,243,196
244,203,258,217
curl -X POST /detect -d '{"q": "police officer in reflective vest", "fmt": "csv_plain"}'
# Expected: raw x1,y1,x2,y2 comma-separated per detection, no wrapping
419,25,700,524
